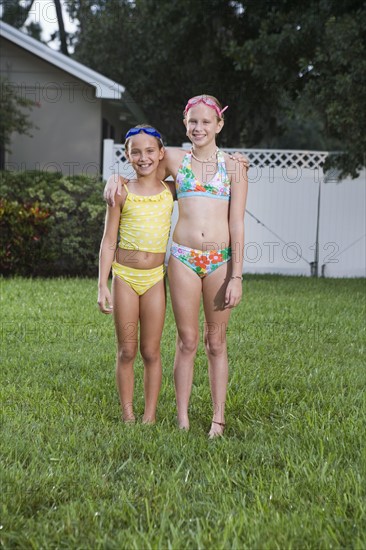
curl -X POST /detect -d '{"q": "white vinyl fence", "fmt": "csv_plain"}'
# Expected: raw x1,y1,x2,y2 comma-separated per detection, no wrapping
103,140,366,278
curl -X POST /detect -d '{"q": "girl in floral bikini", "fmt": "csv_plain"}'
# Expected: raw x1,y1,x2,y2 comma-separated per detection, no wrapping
105,96,248,437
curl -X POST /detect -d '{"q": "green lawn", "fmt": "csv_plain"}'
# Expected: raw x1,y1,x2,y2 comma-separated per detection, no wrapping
1,275,365,549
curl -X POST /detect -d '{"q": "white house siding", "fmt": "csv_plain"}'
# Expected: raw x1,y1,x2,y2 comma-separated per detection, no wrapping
101,101,135,144
2,39,102,176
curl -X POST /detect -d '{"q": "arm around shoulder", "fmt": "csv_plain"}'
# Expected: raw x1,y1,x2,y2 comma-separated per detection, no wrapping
163,147,186,179
103,174,128,207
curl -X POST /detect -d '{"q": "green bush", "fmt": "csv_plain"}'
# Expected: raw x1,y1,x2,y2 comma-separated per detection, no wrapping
0,170,106,276
0,199,52,275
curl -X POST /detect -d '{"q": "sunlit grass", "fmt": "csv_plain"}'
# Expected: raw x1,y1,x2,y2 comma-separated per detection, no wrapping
1,275,365,548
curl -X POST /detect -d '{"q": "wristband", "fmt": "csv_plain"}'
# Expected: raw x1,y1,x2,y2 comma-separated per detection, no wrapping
231,276,242,279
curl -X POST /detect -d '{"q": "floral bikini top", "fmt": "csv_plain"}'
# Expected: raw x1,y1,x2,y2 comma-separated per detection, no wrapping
176,149,231,200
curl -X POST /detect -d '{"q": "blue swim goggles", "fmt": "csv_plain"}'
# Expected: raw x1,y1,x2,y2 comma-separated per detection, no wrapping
125,127,162,140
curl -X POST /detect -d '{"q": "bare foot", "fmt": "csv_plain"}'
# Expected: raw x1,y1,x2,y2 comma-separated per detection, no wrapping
208,420,225,439
122,412,136,424
177,415,189,431
122,402,135,424
122,417,136,424
142,416,156,425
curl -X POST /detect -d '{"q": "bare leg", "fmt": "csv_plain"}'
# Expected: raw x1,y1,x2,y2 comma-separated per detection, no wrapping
202,262,232,437
112,276,139,422
168,257,202,429
139,279,166,423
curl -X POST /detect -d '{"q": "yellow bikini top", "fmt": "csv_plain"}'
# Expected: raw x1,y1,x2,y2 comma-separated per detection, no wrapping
118,181,173,253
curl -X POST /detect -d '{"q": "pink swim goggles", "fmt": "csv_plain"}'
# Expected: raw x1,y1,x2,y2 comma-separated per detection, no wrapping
184,95,228,118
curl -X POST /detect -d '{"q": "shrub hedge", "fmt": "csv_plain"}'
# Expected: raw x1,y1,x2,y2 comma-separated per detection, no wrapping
0,171,106,277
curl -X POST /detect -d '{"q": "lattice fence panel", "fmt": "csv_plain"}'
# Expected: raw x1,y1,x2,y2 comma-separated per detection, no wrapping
111,144,328,171
114,145,128,165
223,149,328,170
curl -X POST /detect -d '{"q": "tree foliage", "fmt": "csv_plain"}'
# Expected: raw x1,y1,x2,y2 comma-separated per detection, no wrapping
227,0,366,177
66,0,250,146
0,77,35,151
1,0,35,28
2,0,365,176
303,9,366,177
1,0,43,39
63,0,365,176
1,0,69,51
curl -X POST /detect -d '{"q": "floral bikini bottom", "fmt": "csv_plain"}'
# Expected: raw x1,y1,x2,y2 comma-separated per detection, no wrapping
170,241,232,278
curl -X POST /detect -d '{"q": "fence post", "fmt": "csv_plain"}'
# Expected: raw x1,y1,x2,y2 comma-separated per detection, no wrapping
103,139,114,181
311,177,322,277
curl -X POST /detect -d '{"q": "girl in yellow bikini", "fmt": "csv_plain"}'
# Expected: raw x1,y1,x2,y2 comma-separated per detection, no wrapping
98,125,174,424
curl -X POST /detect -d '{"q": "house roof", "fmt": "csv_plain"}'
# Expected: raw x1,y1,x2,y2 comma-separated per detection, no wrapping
0,20,145,120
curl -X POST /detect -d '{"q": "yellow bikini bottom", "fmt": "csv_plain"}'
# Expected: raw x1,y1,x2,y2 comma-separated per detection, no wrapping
112,262,165,296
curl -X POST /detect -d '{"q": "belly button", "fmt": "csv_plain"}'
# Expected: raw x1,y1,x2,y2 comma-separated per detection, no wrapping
201,232,204,237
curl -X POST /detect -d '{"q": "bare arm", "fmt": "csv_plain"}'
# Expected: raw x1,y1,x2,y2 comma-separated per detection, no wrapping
103,147,184,206
225,156,248,308
162,147,186,180
229,151,250,169
97,198,122,313
103,174,127,207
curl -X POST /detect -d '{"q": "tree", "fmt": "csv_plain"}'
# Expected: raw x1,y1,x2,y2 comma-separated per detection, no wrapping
0,77,35,148
52,0,69,55
66,0,257,146
303,10,366,177
5,0,363,177
1,0,43,39
1,0,35,28
65,0,365,175
226,0,366,177
0,77,36,168
1,0,69,54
